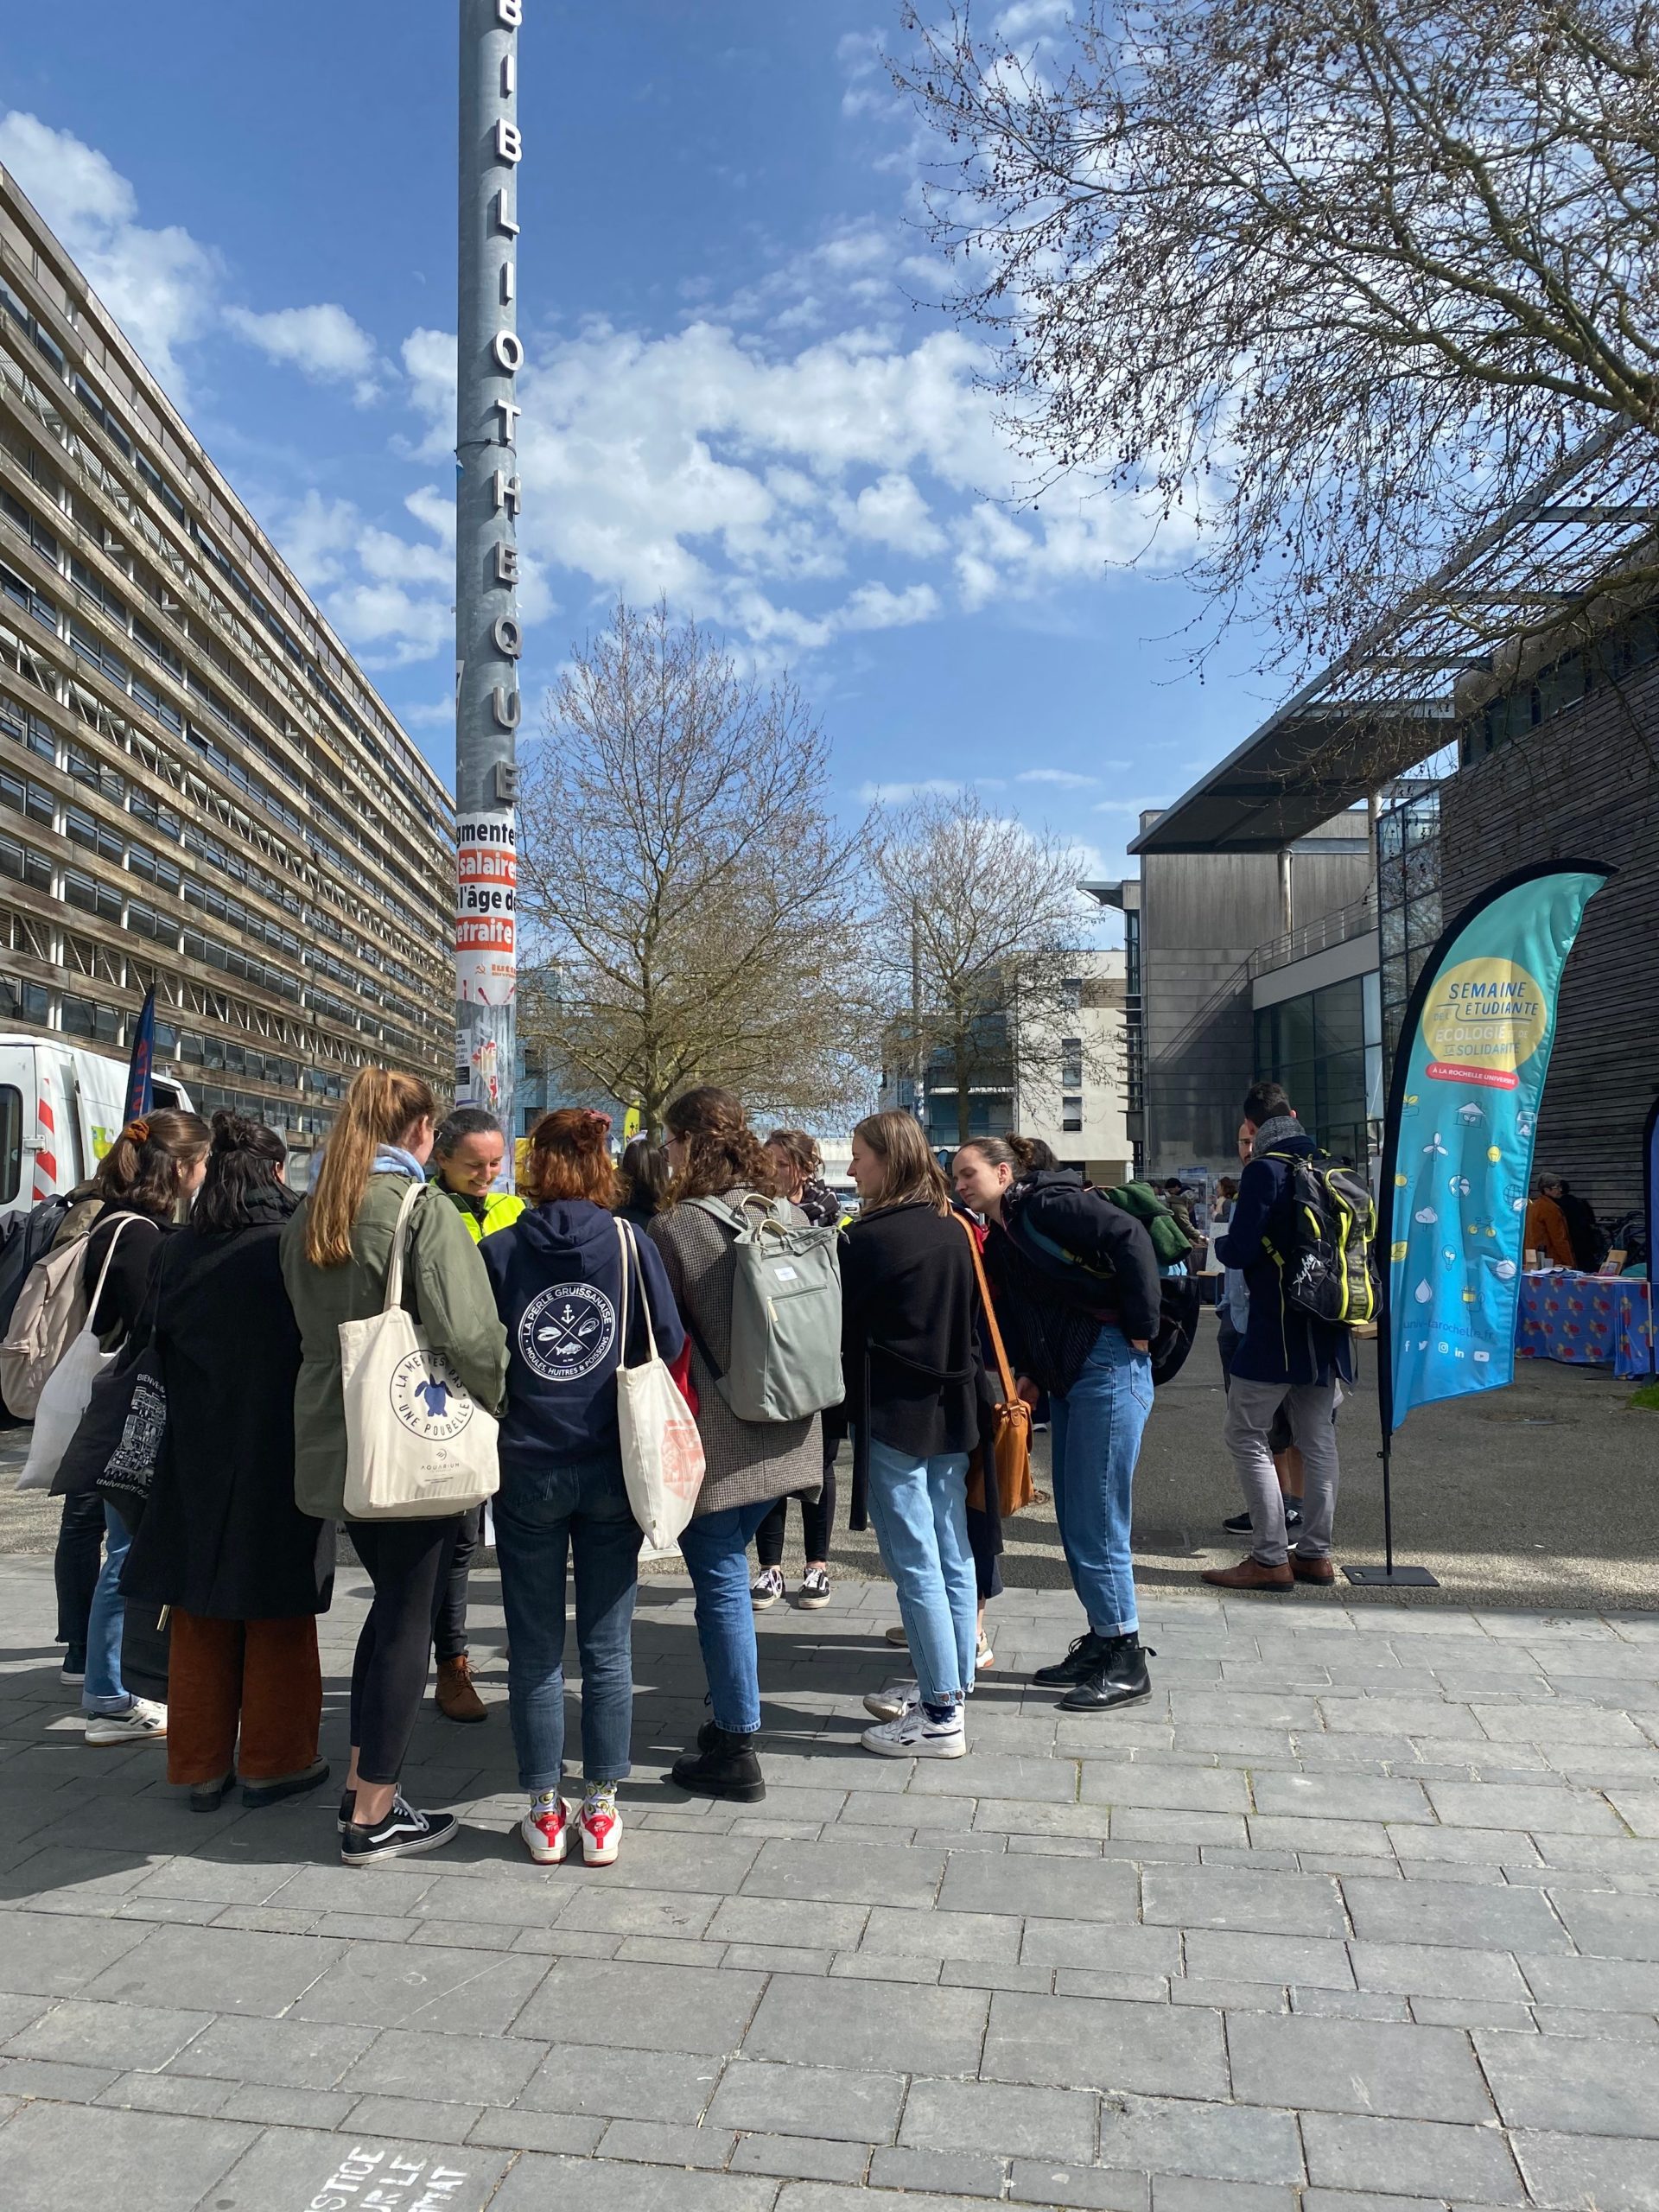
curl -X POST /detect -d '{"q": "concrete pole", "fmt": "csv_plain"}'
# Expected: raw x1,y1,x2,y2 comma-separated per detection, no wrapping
454,0,524,1159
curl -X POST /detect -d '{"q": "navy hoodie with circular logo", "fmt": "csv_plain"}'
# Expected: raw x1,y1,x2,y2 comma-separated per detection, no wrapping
479,1198,685,1468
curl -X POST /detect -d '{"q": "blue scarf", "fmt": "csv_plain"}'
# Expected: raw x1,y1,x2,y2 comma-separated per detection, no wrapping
372,1144,428,1182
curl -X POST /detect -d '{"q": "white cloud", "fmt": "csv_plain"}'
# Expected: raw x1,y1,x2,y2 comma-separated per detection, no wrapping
1018,768,1098,788
857,777,969,804
226,302,382,404
0,111,217,397
269,486,455,669
386,303,1180,664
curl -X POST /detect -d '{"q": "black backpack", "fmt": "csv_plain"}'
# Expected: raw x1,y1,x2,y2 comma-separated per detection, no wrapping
1260,1150,1377,1326
1001,1183,1200,1388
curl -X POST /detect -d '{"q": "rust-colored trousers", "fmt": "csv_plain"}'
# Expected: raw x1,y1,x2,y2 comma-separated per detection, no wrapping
165,1612,321,1785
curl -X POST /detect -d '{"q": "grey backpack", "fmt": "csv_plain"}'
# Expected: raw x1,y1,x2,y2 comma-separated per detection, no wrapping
689,1192,843,1422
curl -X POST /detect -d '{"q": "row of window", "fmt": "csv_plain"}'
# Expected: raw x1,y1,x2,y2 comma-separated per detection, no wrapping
1,683,442,1033
2,270,442,836
1,387,448,919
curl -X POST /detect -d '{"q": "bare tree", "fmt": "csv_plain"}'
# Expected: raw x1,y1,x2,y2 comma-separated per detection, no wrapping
895,0,1659,674
870,791,1101,1145
517,601,870,1136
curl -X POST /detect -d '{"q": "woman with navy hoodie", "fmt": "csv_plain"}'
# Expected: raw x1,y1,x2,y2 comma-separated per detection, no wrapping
479,1109,684,1868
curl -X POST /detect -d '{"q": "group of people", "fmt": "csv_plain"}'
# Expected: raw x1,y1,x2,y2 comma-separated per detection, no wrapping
43,1061,1371,1869
42,1070,1182,1871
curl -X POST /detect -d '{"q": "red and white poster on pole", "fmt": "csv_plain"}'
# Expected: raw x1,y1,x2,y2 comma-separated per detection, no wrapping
455,810,517,1007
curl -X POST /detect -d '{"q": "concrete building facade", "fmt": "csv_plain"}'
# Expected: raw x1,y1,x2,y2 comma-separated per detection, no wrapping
0,168,453,1153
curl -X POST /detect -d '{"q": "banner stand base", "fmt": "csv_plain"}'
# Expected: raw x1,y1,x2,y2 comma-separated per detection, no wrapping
1344,1564,1440,1588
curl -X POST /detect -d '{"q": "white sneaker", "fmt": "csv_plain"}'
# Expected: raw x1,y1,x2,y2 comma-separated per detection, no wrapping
85,1697,167,1745
520,1797,569,1864
578,1787,621,1866
750,1566,785,1611
976,1630,995,1670
862,1704,966,1758
863,1678,918,1724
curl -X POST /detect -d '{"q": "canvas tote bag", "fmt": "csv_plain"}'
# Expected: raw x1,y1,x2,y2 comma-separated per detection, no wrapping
613,1217,706,1549
16,1216,144,1493
340,1181,499,1521
958,1214,1035,1519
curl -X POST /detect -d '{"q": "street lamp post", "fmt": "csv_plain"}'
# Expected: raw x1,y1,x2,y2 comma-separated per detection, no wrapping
454,0,524,1151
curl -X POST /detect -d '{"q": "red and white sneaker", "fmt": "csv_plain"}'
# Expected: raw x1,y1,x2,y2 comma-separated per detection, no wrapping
579,1785,621,1866
520,1796,569,1865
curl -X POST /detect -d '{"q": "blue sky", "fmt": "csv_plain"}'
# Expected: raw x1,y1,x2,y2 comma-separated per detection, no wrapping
0,1,1277,897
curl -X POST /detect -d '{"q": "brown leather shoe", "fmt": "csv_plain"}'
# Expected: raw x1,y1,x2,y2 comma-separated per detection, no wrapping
435,1653,487,1724
1291,1554,1337,1586
1201,1556,1295,1592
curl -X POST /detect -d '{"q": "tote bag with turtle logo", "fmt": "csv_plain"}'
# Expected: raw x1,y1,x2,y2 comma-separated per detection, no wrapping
340,1181,499,1520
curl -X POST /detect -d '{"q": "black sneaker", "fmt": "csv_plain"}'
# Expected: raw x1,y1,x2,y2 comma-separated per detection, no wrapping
1221,1503,1302,1535
671,1726,766,1804
1058,1633,1156,1713
337,1788,355,1836
1033,1632,1109,1687
340,1796,458,1867
60,1644,86,1688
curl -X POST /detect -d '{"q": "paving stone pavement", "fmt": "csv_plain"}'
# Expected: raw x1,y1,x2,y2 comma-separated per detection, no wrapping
3,1554,1659,2211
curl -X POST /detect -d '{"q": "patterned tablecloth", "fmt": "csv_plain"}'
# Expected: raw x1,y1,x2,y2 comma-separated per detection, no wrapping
1516,1271,1656,1379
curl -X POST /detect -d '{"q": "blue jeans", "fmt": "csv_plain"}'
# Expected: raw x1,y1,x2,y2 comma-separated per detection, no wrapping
82,1503,135,1715
864,1440,976,1706
494,1452,641,1792
1049,1326,1153,1639
677,1501,774,1734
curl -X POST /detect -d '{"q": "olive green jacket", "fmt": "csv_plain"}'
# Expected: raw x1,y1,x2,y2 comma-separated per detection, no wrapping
280,1173,509,1521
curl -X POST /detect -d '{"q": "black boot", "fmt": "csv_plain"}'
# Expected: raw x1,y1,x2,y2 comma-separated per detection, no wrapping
1058,1633,1155,1713
1033,1631,1109,1687
671,1726,766,1803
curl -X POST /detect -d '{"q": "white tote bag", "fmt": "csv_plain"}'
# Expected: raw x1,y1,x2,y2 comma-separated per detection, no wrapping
340,1181,499,1521
613,1218,705,1550
17,1216,142,1492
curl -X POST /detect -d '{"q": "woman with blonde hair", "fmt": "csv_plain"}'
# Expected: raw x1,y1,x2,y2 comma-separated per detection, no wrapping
843,1111,981,1758
648,1087,823,1803
281,1068,507,1867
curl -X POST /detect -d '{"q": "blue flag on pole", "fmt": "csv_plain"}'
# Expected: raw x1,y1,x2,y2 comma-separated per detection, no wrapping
1380,863,1611,1433
124,987,156,1125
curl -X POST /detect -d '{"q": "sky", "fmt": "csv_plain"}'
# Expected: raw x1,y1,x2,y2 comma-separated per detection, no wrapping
0,0,1280,909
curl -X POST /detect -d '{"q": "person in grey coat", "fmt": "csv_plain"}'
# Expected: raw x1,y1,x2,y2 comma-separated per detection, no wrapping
648,1087,822,1803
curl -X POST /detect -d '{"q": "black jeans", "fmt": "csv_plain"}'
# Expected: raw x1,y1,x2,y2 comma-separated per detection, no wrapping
966,1503,1002,1604
348,1517,462,1786
433,1503,483,1662
754,1452,837,1569
54,1489,105,1649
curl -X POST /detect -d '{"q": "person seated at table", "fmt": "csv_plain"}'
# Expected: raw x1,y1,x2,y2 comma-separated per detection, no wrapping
1525,1173,1575,1269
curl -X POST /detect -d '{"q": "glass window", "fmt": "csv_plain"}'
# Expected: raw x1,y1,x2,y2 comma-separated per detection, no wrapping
1062,1096,1084,1133
0,975,48,1025
1060,977,1082,1012
60,993,97,1039
1060,1037,1084,1089
0,1082,20,1203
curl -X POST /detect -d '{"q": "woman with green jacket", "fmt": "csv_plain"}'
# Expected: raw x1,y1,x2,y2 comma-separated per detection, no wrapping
281,1068,508,1868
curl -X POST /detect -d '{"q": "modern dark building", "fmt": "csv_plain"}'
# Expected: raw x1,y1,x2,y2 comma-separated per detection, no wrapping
1116,434,1659,1219
0,166,453,1154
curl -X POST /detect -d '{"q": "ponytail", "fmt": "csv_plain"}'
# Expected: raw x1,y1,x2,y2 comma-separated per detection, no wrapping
93,1107,210,1217
304,1067,435,1268
194,1112,289,1235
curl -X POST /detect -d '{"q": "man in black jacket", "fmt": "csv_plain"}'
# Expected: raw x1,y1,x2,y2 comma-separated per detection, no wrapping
1205,1082,1352,1593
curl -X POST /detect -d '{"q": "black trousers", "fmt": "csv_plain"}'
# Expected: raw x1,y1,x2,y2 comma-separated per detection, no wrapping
54,1489,105,1648
432,1503,482,1662
348,1517,462,1786
966,1503,1002,1604
755,1430,839,1569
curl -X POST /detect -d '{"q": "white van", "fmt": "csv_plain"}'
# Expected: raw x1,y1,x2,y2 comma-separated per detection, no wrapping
0,1035,196,1225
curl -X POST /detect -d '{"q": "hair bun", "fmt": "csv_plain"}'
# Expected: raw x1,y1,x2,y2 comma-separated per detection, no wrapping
123,1116,150,1145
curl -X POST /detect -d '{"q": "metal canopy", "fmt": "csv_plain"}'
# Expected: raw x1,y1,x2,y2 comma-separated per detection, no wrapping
1130,428,1658,856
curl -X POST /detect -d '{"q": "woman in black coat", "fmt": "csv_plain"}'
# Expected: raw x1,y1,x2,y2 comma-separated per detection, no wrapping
841,1112,981,1761
123,1114,334,1811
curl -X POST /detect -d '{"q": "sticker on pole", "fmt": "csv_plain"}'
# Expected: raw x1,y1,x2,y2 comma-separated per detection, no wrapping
456,810,516,1006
